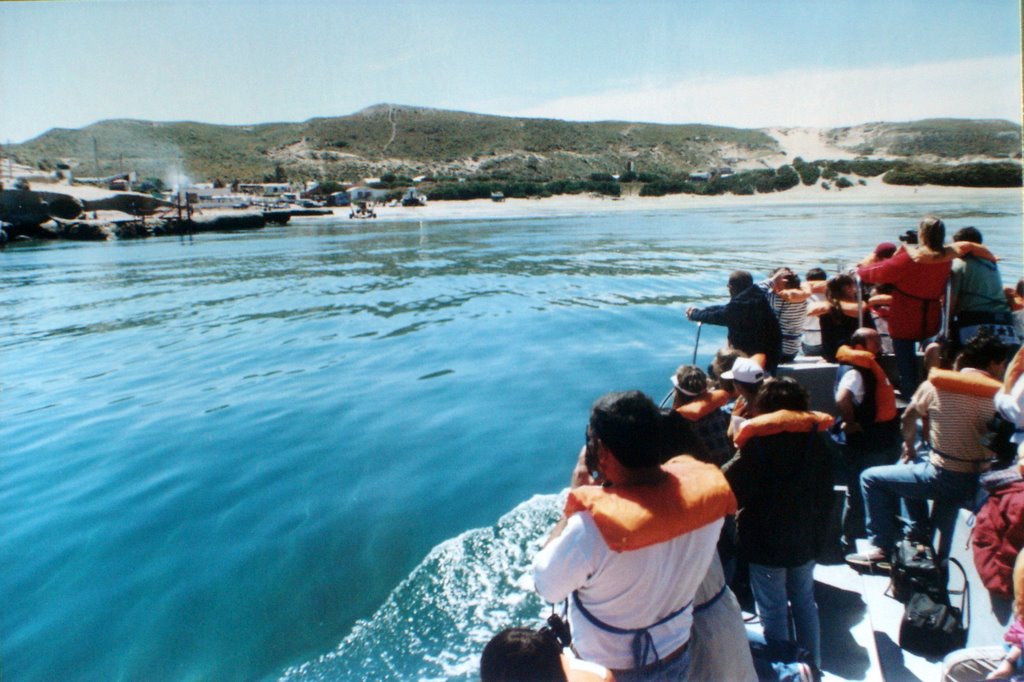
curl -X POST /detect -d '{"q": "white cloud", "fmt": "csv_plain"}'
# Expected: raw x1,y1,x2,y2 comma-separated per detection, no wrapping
501,56,1022,128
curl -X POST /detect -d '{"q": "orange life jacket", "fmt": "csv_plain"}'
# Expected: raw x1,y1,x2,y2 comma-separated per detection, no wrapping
927,368,1002,398
733,410,834,449
835,345,898,422
675,389,731,421
565,456,737,552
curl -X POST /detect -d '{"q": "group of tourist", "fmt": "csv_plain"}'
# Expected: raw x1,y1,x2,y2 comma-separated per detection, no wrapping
480,216,1024,682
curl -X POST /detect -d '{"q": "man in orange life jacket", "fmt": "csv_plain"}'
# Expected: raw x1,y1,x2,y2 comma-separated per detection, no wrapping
848,332,1008,568
831,328,901,550
533,391,736,680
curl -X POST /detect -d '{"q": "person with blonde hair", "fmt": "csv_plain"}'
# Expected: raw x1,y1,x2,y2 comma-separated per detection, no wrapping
858,216,952,399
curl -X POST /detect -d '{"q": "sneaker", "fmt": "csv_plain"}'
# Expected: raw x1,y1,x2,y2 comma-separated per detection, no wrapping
845,545,891,573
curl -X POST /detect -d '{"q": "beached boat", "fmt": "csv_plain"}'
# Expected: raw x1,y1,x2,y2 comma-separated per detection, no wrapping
401,188,427,207
349,202,377,219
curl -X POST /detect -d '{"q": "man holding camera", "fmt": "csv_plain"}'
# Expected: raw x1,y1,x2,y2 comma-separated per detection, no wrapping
533,391,736,680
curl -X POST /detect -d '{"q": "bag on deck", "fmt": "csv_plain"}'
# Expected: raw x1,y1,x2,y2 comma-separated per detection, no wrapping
981,412,1020,468
889,540,945,604
897,558,968,657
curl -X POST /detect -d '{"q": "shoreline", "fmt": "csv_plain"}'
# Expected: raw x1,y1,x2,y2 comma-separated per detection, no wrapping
311,184,1020,223
5,179,1019,239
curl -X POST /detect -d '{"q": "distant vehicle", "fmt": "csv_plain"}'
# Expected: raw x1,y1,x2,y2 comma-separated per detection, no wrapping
350,202,376,219
491,191,505,202
401,188,427,207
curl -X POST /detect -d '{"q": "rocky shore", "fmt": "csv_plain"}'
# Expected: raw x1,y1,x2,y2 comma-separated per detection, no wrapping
0,183,332,242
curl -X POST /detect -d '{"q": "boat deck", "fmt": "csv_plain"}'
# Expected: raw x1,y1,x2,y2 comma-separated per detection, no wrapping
790,509,1012,682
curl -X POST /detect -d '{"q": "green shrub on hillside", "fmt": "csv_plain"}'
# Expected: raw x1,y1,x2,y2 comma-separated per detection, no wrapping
883,161,1022,187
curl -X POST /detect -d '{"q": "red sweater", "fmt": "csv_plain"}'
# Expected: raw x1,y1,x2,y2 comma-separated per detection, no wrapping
972,481,1024,600
858,248,951,340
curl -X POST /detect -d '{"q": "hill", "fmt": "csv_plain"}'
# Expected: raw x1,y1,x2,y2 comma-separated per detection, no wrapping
6,105,1021,186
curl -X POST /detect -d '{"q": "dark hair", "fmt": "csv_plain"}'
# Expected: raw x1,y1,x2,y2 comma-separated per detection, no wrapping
752,376,809,414
1017,277,1024,298
918,216,946,252
957,331,1008,371
659,409,708,463
952,226,982,244
850,327,878,348
673,365,708,402
728,270,753,295
709,349,742,391
825,273,857,321
589,391,662,469
806,267,827,281
481,628,567,682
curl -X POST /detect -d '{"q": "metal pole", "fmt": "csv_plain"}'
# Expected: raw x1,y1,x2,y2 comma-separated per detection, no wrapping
692,321,704,365
855,274,864,327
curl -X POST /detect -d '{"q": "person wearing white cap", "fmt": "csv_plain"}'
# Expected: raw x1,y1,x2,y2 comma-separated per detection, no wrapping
721,357,765,441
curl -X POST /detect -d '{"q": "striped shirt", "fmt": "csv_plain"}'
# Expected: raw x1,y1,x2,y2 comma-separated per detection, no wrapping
908,369,997,473
760,282,808,357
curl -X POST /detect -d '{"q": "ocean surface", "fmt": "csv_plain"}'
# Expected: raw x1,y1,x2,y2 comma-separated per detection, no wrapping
2,195,1021,681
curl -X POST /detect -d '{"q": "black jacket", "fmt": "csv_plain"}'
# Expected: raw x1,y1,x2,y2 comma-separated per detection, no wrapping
689,285,782,371
723,427,834,567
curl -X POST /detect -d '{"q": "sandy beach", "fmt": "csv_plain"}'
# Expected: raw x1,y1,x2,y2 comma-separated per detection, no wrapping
12,170,1021,228
309,183,1021,224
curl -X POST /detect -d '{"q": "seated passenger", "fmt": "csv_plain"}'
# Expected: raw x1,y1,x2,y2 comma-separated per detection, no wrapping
941,550,1024,681
832,328,901,550
849,332,1009,568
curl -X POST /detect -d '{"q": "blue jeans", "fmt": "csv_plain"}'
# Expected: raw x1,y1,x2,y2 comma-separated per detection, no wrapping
861,459,979,556
613,646,691,682
892,338,920,400
747,629,814,682
748,561,820,668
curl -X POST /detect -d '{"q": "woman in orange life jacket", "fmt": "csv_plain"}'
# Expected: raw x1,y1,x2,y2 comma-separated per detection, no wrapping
669,365,733,467
723,377,834,670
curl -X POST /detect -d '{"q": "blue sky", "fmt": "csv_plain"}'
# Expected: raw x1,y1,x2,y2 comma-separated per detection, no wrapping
1,0,1020,143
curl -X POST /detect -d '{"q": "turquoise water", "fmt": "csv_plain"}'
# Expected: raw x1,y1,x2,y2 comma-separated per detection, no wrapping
2,196,1020,681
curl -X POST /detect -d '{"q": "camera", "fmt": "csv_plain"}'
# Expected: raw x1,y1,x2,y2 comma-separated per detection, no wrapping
545,613,573,648
898,229,918,245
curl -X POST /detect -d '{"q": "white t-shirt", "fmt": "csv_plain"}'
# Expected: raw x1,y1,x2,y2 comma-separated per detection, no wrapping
995,372,1024,445
835,367,866,405
533,511,722,670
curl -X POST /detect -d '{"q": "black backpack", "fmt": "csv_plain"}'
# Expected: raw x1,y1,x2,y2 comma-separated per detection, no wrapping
888,540,945,604
898,558,969,657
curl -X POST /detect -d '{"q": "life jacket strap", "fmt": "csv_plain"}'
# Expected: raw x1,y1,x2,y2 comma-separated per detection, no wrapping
572,590,693,671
